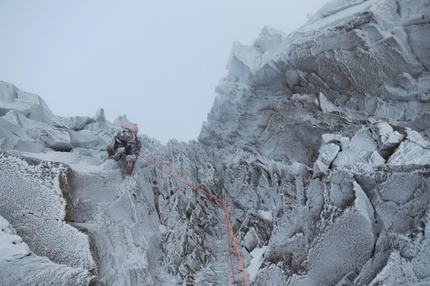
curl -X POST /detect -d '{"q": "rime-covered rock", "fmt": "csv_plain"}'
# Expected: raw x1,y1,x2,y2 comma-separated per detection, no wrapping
0,215,30,261
1,0,430,285
0,154,96,285
53,115,95,131
0,80,55,124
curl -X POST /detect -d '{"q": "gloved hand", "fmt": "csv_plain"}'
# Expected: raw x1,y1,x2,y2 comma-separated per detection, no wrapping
125,155,133,165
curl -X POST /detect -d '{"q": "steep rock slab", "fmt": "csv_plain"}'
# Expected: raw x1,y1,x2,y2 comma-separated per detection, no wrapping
200,89,362,164
301,182,375,285
65,159,161,285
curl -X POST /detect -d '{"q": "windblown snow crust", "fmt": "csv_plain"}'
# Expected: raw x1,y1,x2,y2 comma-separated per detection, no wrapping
1,0,430,285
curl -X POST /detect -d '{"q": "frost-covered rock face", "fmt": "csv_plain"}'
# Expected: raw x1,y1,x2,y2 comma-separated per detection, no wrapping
1,0,430,285
0,215,94,286
201,0,430,164
0,154,95,285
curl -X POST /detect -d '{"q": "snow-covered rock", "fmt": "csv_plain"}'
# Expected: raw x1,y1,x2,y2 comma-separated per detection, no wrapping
0,80,56,124
53,115,95,130
0,215,30,261
1,0,430,285
0,154,96,285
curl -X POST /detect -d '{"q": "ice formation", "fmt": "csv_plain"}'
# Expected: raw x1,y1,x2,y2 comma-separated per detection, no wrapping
1,0,430,285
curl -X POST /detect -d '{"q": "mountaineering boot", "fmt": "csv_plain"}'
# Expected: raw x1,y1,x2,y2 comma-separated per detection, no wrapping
125,155,134,175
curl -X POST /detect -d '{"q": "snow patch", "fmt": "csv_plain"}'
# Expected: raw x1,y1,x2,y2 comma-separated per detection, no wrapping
247,245,269,282
0,215,30,261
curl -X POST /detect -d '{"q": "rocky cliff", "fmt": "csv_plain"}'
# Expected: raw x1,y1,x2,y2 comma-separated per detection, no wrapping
1,0,430,285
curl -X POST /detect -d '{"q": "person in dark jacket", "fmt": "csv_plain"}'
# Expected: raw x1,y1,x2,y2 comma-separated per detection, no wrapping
107,122,140,174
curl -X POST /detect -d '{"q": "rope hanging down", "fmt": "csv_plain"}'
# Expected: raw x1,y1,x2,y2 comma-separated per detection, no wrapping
138,152,249,286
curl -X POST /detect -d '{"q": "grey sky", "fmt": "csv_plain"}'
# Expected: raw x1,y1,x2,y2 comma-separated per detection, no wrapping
0,0,328,144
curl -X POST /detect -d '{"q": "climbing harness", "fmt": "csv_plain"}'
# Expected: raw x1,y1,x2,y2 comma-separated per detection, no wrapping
138,152,249,286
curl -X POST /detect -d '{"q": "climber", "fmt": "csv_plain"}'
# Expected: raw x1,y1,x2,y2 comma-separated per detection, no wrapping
106,122,141,175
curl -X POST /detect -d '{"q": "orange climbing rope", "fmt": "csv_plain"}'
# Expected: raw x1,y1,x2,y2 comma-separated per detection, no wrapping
139,152,249,286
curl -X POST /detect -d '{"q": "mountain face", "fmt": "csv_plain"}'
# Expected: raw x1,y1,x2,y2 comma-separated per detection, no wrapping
1,0,430,285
